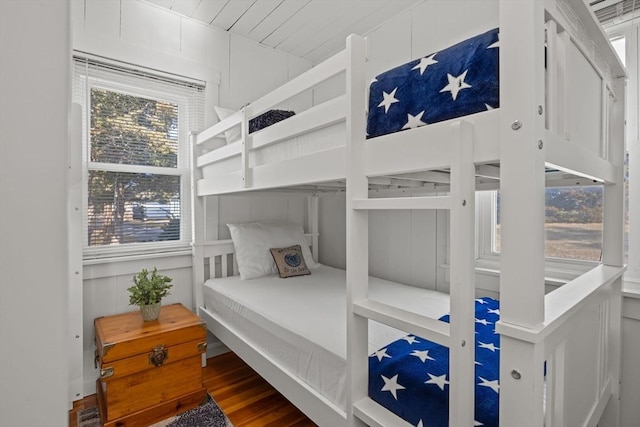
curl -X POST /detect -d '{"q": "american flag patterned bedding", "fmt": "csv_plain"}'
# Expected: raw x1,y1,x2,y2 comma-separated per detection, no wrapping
367,28,499,139
369,297,500,427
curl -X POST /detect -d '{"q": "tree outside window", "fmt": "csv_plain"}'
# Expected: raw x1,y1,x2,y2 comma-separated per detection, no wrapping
88,89,182,246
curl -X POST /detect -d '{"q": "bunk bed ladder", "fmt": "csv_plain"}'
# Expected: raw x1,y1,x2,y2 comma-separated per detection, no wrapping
346,101,477,427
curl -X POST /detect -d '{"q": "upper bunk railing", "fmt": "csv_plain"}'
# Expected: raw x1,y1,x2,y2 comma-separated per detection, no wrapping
193,48,348,151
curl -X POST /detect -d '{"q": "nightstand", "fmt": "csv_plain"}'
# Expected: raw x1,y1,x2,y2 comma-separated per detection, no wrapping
94,303,208,427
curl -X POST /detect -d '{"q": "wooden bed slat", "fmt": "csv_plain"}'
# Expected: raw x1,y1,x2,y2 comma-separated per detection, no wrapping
352,195,452,211
353,299,451,347
196,109,243,146
252,96,346,150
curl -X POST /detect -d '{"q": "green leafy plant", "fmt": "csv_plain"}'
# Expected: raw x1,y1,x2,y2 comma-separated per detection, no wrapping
127,267,173,306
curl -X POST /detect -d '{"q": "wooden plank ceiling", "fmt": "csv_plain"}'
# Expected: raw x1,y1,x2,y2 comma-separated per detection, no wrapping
144,0,639,63
143,0,423,63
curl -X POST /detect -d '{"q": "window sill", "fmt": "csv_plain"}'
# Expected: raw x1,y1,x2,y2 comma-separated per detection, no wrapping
441,258,598,287
622,278,640,300
83,242,192,265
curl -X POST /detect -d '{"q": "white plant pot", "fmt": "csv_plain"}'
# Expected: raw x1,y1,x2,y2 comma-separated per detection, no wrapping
140,303,161,321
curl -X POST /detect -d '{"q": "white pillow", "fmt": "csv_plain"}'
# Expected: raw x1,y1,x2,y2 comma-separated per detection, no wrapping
213,106,241,145
227,221,319,280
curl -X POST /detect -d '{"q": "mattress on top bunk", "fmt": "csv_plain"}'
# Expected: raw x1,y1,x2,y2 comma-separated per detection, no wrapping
202,264,450,410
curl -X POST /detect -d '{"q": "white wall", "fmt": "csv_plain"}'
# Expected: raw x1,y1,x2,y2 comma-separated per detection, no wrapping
73,0,313,397
319,194,448,291
0,0,70,425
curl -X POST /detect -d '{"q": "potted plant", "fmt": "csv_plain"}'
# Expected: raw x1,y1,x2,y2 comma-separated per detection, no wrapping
127,267,173,321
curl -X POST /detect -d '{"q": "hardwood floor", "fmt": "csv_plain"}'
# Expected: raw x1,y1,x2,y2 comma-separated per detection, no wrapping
69,351,317,427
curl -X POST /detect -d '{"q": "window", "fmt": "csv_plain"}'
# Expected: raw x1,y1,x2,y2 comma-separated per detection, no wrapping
480,185,604,263
610,35,626,67
73,57,204,257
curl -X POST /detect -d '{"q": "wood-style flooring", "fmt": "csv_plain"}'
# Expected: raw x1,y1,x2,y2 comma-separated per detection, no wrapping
69,351,317,427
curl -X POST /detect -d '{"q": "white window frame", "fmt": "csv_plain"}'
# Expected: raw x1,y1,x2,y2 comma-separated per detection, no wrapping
607,23,639,284
73,58,203,261
476,190,598,283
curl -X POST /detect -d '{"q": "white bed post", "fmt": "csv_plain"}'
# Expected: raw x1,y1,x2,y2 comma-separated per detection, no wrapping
599,75,626,427
307,195,319,263
498,1,547,426
345,33,369,427
190,131,205,312
240,106,252,189
448,121,477,426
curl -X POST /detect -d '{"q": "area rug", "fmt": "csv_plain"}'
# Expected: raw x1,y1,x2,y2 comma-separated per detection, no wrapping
77,394,233,427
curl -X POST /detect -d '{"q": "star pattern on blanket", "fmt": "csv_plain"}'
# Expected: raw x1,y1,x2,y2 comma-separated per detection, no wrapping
411,349,435,363
478,376,500,393
377,87,399,113
366,28,499,139
476,317,492,326
440,70,472,101
381,374,405,399
369,297,501,427
425,373,450,391
411,53,438,75
371,348,392,361
478,341,500,352
402,335,421,344
402,111,427,130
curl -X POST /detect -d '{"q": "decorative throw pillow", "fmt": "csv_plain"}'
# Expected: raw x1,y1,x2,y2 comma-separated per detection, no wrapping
270,245,311,278
213,106,241,144
227,221,319,280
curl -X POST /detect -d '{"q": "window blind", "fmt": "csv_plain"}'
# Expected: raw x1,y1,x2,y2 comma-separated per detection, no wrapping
72,55,205,258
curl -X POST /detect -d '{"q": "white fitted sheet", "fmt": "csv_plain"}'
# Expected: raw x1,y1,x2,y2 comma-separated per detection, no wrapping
203,264,450,410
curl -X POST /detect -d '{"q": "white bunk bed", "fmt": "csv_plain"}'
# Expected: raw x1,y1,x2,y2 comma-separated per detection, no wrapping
191,1,627,426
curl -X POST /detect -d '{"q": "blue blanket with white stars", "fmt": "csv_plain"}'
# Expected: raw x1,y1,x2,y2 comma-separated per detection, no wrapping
366,28,499,139
368,297,500,427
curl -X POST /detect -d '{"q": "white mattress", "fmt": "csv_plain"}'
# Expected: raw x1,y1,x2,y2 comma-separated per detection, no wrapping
203,264,450,410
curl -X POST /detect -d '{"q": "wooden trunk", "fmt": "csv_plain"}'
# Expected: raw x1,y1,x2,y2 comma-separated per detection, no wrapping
94,303,208,427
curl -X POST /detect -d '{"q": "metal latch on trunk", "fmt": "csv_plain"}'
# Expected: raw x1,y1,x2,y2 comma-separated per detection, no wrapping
100,367,114,379
149,344,169,367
